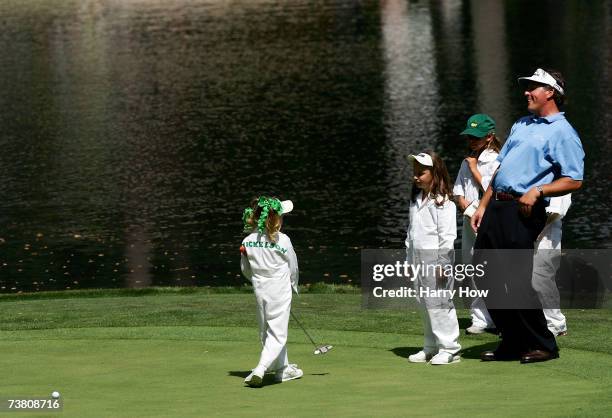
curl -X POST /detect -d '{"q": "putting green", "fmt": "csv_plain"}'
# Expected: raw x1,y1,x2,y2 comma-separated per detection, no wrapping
0,291,611,417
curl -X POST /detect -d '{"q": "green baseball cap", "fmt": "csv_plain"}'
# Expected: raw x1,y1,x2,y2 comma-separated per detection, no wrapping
460,114,496,138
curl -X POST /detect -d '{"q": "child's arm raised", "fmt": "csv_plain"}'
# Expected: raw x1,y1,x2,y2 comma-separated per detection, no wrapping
466,156,484,191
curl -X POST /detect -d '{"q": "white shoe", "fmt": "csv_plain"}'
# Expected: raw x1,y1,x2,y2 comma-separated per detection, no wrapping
408,350,435,363
244,370,264,387
275,364,303,382
430,352,461,365
466,325,487,335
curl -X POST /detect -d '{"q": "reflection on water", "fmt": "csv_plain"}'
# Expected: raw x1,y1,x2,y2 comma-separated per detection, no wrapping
469,0,511,137
379,0,439,239
0,0,609,291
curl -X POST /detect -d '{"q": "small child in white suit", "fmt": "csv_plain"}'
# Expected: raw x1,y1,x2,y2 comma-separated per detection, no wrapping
406,151,461,365
453,114,502,334
240,196,302,387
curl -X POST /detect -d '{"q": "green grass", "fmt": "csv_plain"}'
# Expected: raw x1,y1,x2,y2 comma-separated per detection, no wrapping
0,288,611,417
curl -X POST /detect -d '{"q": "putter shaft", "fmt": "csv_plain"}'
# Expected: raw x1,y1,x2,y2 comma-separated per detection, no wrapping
290,311,319,348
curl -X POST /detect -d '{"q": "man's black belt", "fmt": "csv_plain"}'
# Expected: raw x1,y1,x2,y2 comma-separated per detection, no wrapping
493,190,520,201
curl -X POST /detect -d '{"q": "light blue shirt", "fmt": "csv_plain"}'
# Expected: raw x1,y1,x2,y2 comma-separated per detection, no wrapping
493,112,584,195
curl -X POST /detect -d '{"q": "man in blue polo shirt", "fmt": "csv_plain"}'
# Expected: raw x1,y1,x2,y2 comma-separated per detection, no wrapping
471,68,584,363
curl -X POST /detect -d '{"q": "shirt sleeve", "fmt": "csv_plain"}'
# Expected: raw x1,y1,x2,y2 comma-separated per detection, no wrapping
405,202,413,264
453,162,467,197
436,201,457,250
433,200,457,267
549,131,585,181
240,253,253,282
285,237,300,294
480,159,500,191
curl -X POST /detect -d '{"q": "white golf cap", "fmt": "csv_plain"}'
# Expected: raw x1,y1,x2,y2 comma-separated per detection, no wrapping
281,200,293,214
518,68,564,95
408,152,433,167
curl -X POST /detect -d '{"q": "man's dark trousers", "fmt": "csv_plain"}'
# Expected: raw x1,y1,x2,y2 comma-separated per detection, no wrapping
474,198,558,355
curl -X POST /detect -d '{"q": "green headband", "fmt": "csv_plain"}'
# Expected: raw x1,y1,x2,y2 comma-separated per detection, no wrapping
242,197,283,233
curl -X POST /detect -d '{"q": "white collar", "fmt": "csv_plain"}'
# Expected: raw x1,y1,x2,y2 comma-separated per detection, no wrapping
478,148,498,163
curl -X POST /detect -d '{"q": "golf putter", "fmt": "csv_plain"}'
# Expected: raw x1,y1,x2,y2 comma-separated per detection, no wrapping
290,311,333,355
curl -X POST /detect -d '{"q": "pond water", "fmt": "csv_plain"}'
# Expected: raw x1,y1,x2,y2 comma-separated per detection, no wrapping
0,0,609,291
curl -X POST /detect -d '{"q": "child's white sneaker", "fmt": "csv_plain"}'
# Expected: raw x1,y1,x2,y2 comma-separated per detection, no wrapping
275,364,303,382
466,325,487,335
244,369,264,387
430,352,461,365
408,350,435,363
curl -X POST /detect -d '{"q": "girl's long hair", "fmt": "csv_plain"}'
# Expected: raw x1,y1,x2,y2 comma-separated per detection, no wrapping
410,151,453,206
486,133,502,153
244,197,282,243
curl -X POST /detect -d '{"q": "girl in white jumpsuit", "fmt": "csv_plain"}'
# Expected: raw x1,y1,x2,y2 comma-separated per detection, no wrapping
406,152,461,365
453,114,502,334
240,197,301,388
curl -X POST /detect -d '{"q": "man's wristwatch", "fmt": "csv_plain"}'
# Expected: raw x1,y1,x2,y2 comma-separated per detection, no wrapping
536,185,544,199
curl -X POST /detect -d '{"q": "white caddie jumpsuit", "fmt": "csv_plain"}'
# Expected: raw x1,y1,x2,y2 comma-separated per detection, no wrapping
240,231,299,372
453,148,499,329
405,193,461,355
533,194,571,335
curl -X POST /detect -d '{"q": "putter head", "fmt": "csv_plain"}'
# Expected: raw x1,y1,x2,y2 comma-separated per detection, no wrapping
313,344,333,355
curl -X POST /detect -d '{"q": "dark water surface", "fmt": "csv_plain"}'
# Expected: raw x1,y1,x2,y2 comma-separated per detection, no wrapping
0,0,609,291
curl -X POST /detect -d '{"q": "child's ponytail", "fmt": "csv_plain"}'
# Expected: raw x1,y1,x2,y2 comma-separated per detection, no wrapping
242,196,283,243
